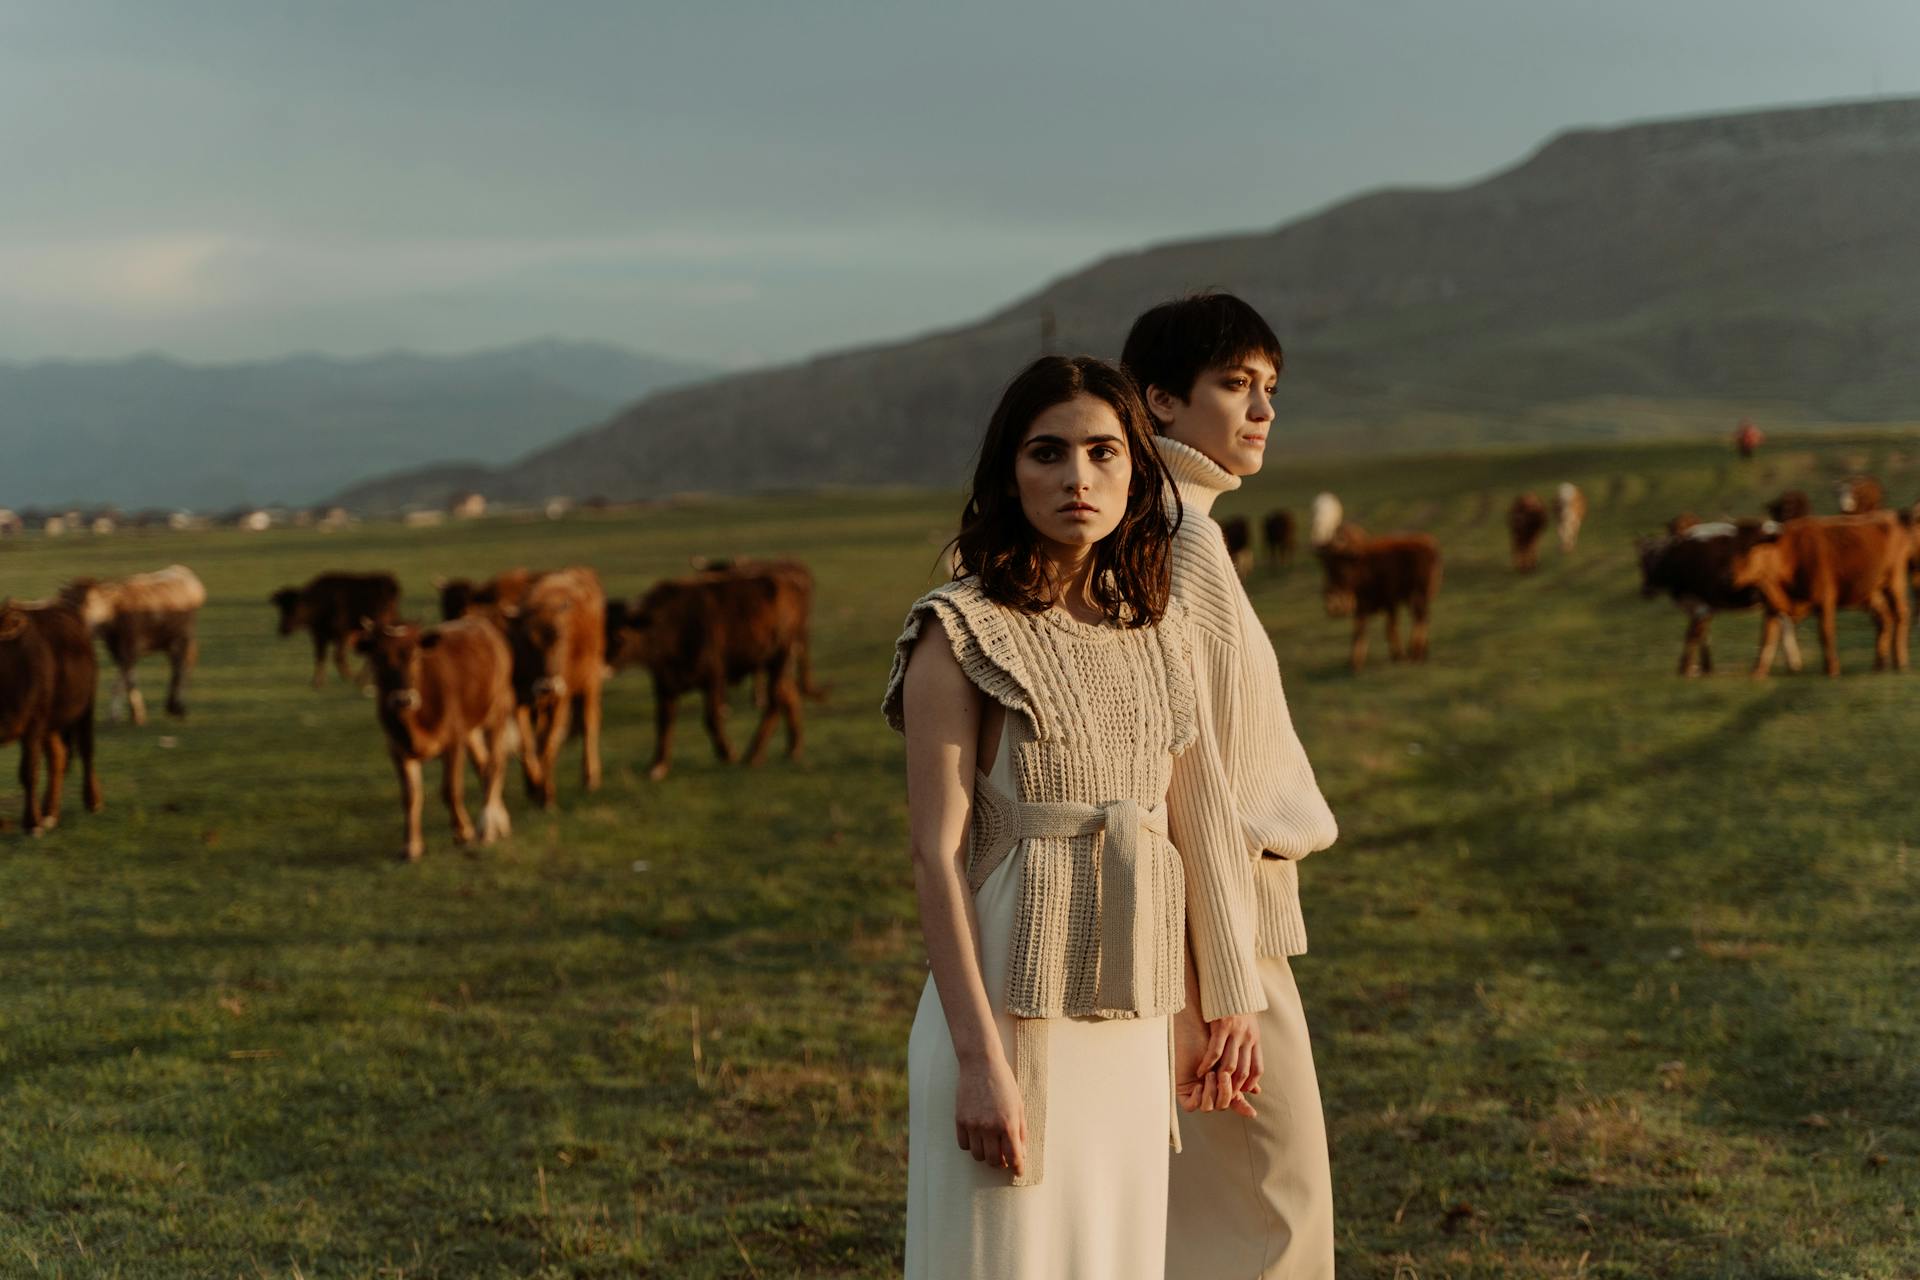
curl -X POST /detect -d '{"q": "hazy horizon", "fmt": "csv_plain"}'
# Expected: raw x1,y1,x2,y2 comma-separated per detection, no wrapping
5,1,1918,370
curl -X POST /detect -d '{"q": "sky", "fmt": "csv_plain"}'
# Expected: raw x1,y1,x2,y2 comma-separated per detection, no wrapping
3,0,1918,370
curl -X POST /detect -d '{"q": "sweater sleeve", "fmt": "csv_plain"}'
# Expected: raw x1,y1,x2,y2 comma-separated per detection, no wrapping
1167,636,1267,1020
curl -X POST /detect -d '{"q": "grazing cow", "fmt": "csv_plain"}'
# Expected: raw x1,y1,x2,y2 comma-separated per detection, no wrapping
1507,494,1549,572
1309,493,1343,548
1734,419,1763,458
356,617,515,861
1732,514,1911,677
1836,475,1884,514
1637,521,1801,677
58,565,205,724
1554,483,1587,554
502,567,605,808
1219,515,1253,578
0,600,101,833
437,568,542,623
1766,490,1812,522
1262,510,1296,568
271,572,401,688
1316,526,1442,673
607,563,815,780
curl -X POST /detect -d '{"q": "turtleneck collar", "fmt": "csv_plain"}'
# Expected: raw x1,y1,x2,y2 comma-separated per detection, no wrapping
1151,433,1241,518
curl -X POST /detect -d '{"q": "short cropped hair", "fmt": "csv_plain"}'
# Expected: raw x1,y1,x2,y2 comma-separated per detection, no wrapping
1119,292,1285,414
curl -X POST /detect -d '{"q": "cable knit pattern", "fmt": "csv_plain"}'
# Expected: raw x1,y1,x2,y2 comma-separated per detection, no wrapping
883,578,1201,1020
1154,435,1340,960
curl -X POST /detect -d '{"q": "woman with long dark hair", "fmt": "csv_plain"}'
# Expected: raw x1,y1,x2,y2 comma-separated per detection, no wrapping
883,355,1266,1277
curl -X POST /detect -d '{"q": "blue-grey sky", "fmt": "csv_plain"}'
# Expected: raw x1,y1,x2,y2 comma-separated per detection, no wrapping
3,0,1917,368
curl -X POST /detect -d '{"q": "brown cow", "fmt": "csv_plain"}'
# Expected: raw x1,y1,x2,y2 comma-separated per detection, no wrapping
356,617,515,861
607,563,814,780
1219,515,1253,579
1553,483,1587,554
502,567,605,808
1508,494,1548,571
437,568,542,623
1316,526,1442,674
1836,475,1884,514
59,564,205,725
271,572,401,688
0,600,101,833
1731,514,1911,677
1262,510,1295,568
1637,520,1801,677
1766,490,1812,522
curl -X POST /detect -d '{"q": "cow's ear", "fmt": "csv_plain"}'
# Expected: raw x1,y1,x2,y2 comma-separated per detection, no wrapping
420,631,444,650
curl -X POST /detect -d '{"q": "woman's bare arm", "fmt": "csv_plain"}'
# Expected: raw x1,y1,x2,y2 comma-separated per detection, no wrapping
902,620,1027,1175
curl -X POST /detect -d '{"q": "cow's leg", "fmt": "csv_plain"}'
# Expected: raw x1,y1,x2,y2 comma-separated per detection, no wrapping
1698,616,1714,675
394,753,426,861
123,660,148,727
648,687,680,782
1349,613,1370,674
1384,609,1405,662
702,675,737,764
1890,575,1912,672
165,632,195,717
479,721,512,842
443,739,476,847
1410,600,1431,662
39,731,67,831
19,736,43,835
334,635,360,686
537,698,570,809
1751,612,1782,678
1779,617,1803,673
310,632,329,689
465,726,491,771
1818,601,1841,677
780,669,804,761
579,687,602,793
75,707,100,813
742,658,791,766
1680,614,1710,677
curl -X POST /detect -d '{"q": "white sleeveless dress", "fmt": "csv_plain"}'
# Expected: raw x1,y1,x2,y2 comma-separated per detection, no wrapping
904,728,1172,1279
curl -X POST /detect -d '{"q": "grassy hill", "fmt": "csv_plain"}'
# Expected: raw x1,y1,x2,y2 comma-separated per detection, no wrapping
347,97,1920,512
1,431,1917,1276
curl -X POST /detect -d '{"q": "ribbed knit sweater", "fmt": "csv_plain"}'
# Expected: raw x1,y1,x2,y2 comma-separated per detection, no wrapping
1155,435,1340,959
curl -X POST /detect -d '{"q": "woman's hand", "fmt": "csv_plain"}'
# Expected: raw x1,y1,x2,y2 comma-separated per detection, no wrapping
1201,1013,1263,1096
1174,1004,1258,1116
955,1053,1027,1177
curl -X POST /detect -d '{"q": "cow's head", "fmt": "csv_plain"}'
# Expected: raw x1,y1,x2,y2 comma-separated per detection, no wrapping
270,586,307,635
604,585,679,672
1767,490,1810,523
1315,538,1362,618
1634,535,1672,598
505,599,574,703
355,619,443,715
1727,524,1784,590
57,579,113,629
437,577,478,622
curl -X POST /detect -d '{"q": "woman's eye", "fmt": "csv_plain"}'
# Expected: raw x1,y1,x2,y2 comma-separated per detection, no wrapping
1226,378,1248,390
1090,445,1119,461
1031,447,1059,462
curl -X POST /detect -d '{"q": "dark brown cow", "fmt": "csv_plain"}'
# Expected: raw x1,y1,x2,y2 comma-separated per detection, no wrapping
59,564,205,724
1836,475,1884,515
1766,490,1812,522
437,568,542,623
356,617,516,861
1219,515,1253,579
503,567,605,808
608,563,815,779
1316,526,1442,674
1262,510,1295,568
0,600,101,833
271,572,401,688
1507,494,1548,572
1637,520,1801,677
1732,514,1911,677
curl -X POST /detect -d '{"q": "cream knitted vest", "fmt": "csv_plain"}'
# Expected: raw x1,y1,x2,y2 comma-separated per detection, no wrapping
1155,435,1340,957
883,577,1196,1020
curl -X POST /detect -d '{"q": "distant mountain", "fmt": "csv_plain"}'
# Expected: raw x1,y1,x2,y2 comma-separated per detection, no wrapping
0,339,710,511
337,97,1920,513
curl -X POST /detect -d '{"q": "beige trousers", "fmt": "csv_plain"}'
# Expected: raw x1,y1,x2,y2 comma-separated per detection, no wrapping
1164,953,1333,1280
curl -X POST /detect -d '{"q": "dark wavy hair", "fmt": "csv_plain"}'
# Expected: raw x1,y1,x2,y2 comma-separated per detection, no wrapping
951,355,1176,627
1120,291,1284,418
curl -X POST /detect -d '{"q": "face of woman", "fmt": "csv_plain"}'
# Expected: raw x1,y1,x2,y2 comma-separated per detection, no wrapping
1013,395,1133,557
1147,353,1277,478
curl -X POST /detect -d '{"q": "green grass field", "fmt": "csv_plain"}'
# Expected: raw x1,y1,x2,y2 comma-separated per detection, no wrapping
2,431,1918,1278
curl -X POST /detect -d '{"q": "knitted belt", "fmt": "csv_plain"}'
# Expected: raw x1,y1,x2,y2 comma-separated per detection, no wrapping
969,778,1182,1186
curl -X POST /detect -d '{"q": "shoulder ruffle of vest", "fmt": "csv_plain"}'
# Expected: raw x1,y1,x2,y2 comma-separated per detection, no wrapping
881,579,1034,733
1156,598,1199,758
